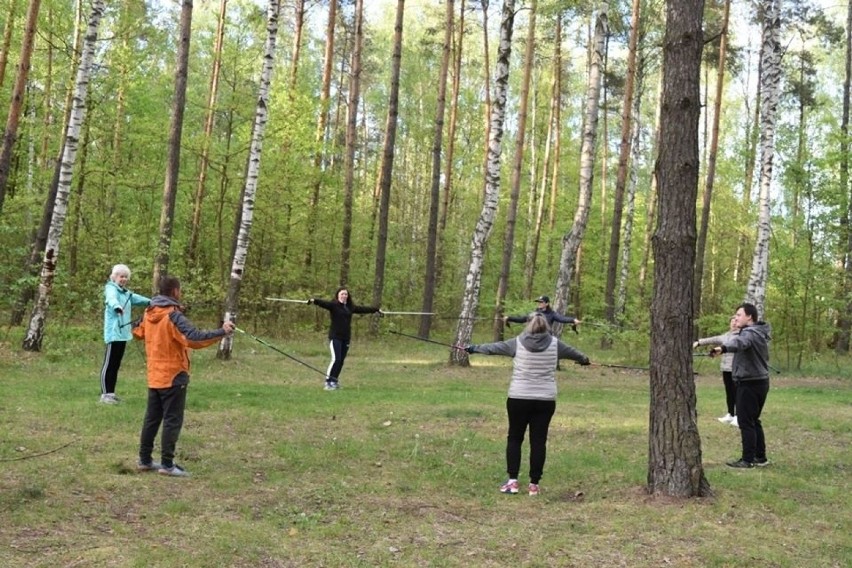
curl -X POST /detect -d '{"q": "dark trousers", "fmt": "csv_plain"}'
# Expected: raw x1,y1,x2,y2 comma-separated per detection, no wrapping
735,379,769,462
100,341,127,395
722,371,736,416
505,398,557,484
326,339,349,383
139,384,188,468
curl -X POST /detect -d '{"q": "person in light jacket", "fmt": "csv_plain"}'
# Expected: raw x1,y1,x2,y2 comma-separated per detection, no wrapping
694,315,739,426
100,264,150,404
466,313,591,496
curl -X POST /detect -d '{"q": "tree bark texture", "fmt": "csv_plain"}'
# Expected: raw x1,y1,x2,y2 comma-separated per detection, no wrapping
648,0,711,497
837,0,852,353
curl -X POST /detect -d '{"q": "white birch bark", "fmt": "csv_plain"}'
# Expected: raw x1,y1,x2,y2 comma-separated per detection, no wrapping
552,1,608,323
745,0,783,317
22,0,105,351
451,0,516,365
218,0,281,359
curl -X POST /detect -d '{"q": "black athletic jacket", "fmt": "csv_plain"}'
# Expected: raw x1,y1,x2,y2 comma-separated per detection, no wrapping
311,298,380,342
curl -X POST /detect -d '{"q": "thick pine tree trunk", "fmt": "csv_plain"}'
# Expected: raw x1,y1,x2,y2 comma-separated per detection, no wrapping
22,0,105,351
218,0,281,359
648,0,711,497
451,0,516,366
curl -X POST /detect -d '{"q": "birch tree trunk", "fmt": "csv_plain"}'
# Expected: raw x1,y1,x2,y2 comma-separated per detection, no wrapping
451,0,516,366
836,0,852,354
22,0,105,351
745,0,783,316
647,0,711,497
304,0,336,269
218,0,281,359
187,0,227,266
419,0,450,339
0,0,42,212
370,0,405,334
478,0,492,202
553,2,608,322
493,0,536,341
602,0,641,342
340,0,364,285
694,0,731,327
152,0,193,292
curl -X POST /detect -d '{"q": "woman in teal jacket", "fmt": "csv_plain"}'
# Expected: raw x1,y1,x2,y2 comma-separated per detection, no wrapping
100,264,150,404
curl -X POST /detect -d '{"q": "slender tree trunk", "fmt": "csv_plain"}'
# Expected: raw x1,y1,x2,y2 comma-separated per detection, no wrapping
218,0,281,359
370,0,405,334
836,0,852,353
525,15,561,298
152,0,193,293
694,0,731,329
638,72,662,300
451,0,516,366
419,0,450,338
745,0,783,316
479,0,492,202
0,0,42,212
0,0,17,87
38,3,52,167
493,0,536,341
68,96,93,276
289,0,304,94
553,2,608,322
22,0,105,351
187,0,227,266
734,40,761,283
648,0,711,497
304,0,337,269
340,0,364,285
602,0,641,343
439,0,465,234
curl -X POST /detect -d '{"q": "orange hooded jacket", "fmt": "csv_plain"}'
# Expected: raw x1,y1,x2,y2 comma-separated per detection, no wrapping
132,295,226,389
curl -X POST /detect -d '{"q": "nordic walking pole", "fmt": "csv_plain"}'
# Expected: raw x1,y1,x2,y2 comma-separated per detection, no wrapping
381,311,436,315
234,327,335,381
388,330,467,351
265,297,310,304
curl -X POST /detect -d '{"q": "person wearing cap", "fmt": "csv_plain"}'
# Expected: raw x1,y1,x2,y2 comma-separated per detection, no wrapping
504,295,581,331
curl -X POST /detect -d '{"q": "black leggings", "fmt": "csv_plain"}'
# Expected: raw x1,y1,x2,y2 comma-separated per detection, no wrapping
505,398,556,484
100,341,127,395
326,338,349,383
736,379,769,462
722,371,736,415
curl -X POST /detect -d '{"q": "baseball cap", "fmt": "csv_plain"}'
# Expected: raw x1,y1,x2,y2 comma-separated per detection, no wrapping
535,295,549,303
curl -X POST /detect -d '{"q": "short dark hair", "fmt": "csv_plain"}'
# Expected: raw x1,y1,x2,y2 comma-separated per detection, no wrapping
738,302,759,322
158,275,181,297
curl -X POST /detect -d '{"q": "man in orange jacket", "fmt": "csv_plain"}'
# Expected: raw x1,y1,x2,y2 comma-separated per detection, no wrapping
132,275,235,477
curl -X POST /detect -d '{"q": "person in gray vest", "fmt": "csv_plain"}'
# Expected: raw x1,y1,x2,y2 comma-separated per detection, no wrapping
466,313,591,496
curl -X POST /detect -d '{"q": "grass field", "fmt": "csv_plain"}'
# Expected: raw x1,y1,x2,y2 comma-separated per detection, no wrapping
1,327,849,567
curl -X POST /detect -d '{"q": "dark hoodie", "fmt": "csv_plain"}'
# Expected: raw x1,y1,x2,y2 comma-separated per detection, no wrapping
721,321,771,382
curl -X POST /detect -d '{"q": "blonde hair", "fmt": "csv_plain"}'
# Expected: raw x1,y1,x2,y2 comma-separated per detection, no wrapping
525,312,550,334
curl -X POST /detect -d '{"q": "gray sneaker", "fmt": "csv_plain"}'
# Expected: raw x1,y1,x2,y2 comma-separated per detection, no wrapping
137,460,163,472
99,394,119,404
158,464,191,477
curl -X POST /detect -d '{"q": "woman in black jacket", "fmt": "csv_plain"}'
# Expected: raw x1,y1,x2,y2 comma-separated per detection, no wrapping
309,287,381,390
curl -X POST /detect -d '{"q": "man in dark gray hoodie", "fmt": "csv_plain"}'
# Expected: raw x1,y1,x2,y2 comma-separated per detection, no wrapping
711,302,771,469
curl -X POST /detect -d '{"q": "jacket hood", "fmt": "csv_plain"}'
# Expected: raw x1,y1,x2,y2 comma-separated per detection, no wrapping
745,321,771,341
145,294,182,324
519,331,553,352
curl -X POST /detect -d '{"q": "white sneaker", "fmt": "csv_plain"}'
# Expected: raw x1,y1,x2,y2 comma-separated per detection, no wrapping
99,394,118,404
717,413,733,424
729,416,739,427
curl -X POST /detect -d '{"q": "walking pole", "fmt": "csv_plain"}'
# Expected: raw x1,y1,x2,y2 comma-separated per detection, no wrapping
264,297,310,304
382,311,436,316
234,327,335,381
388,330,467,351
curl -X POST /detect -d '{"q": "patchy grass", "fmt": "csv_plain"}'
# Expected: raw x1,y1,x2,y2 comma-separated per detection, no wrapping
0,329,849,567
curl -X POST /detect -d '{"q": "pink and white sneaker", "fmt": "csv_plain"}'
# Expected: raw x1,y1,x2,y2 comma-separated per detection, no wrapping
528,483,540,496
500,479,519,494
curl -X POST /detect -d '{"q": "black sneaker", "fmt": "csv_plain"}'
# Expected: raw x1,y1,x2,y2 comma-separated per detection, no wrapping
726,459,755,469
754,458,770,467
